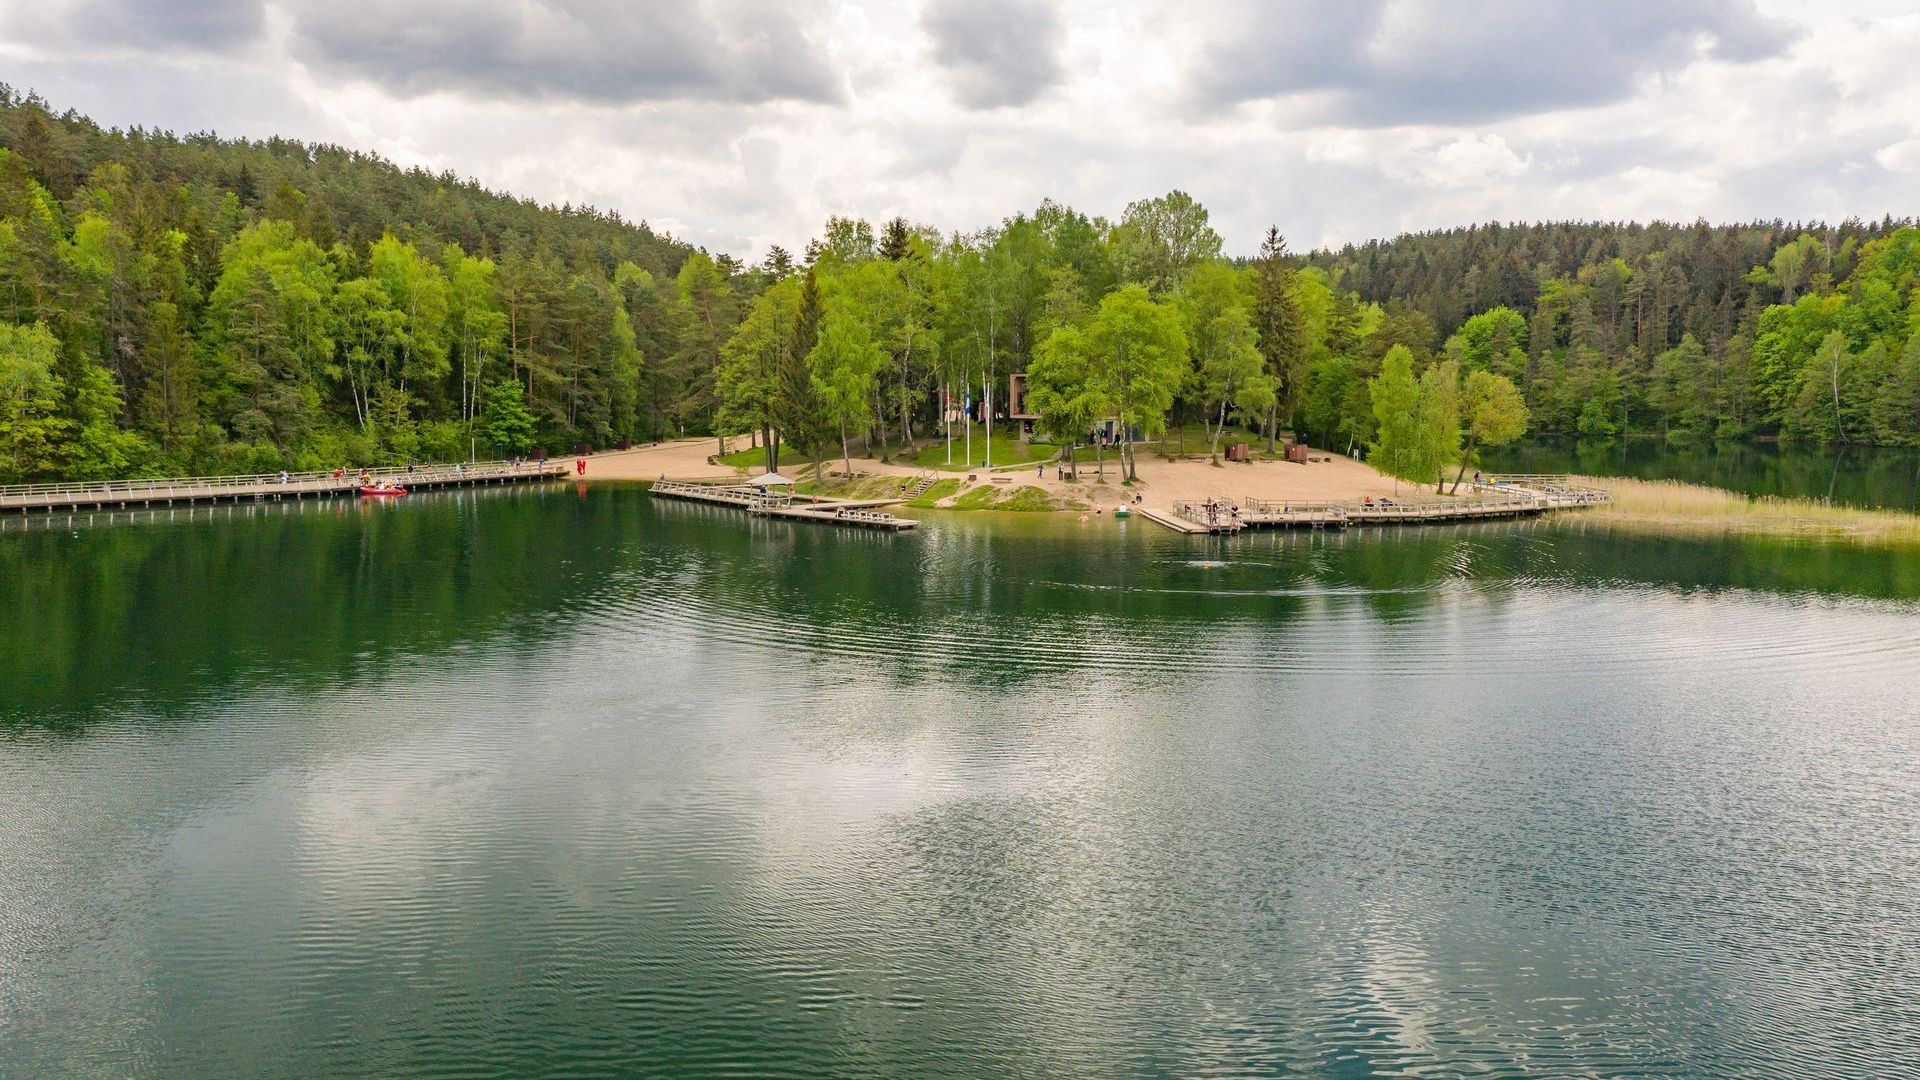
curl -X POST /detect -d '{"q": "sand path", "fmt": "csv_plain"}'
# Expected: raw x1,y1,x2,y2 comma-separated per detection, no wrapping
575,438,746,482
579,436,1433,511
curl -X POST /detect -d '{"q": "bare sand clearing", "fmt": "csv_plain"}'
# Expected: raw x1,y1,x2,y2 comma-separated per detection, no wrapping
577,438,745,482
581,436,1434,512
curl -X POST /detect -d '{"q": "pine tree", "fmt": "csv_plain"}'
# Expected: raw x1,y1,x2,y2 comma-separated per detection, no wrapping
1251,227,1305,450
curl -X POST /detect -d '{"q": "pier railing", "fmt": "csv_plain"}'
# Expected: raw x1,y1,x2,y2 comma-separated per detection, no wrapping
1171,500,1249,530
1475,475,1613,506
1,460,562,512
1480,473,1576,486
1249,491,1538,515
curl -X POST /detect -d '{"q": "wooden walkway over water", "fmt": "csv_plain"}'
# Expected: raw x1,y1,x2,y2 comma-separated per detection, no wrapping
649,479,919,531
0,461,568,514
1139,476,1612,535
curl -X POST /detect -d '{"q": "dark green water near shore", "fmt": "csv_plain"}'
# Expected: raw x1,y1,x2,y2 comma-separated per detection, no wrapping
4,485,1918,1078
1479,436,1920,511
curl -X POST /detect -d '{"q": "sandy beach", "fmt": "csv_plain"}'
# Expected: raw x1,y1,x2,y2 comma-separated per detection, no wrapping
580,436,1426,512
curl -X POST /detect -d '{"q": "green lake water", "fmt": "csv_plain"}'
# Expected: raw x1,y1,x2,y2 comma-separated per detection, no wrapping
1479,436,1920,511
3,484,1918,1078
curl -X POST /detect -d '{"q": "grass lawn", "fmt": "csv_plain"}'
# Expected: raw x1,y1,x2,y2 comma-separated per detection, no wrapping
795,474,914,500
949,484,1001,509
912,424,1054,471
941,481,1066,512
906,477,962,508
1141,423,1271,457
995,485,1056,511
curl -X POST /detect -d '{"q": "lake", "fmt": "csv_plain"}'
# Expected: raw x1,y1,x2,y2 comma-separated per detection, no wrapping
3,485,1917,1078
1478,436,1920,511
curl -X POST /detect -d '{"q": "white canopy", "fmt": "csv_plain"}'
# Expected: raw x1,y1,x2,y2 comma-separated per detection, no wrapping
747,472,796,487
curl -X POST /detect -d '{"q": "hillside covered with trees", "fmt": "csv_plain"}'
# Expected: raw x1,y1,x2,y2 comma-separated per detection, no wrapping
1309,219,1920,446
3,90,1918,486
0,87,705,480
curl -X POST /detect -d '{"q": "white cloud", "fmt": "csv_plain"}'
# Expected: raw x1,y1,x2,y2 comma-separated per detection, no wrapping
0,0,1912,260
1875,139,1920,173
1305,132,1531,188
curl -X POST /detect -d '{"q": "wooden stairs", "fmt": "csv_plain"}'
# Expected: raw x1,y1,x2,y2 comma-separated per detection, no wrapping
903,472,939,500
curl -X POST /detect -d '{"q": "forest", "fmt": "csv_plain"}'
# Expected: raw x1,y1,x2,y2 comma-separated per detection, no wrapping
3,87,1918,485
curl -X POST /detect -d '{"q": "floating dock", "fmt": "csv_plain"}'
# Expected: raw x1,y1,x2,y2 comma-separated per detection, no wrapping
649,479,918,531
1139,476,1612,535
0,461,568,514
1135,505,1241,534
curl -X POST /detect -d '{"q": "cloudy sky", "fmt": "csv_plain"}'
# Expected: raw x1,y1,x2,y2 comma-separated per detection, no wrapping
3,0,1916,260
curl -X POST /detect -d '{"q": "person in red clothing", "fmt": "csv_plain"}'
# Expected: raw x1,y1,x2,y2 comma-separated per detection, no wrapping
575,458,586,476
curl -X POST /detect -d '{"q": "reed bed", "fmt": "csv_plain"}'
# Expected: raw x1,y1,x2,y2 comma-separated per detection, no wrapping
1577,475,1920,546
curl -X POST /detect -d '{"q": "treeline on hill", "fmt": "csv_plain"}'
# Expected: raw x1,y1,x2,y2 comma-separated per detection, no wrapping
3,89,1919,487
711,203,1920,489
0,87,719,481
1309,218,1920,445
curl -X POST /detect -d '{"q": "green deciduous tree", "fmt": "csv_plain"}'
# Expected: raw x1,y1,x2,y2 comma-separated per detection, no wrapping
1444,306,1529,380
478,378,537,457
445,245,506,432
0,320,61,480
808,289,886,475
718,276,804,473
1179,261,1273,463
1368,345,1423,486
1077,285,1188,481
1111,190,1221,297
1448,368,1529,492
1029,322,1110,478
1416,360,1463,492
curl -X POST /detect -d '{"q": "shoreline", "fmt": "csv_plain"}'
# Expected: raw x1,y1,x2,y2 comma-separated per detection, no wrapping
580,437,1920,547
579,436,1414,515
1571,476,1920,547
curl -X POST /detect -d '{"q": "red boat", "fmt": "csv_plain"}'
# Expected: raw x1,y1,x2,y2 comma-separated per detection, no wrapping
359,485,408,497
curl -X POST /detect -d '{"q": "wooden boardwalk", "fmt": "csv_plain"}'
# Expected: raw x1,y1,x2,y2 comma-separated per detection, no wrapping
753,504,918,530
1166,501,1248,533
1477,475,1615,509
0,461,568,514
649,479,918,531
1137,476,1612,535
1135,505,1236,534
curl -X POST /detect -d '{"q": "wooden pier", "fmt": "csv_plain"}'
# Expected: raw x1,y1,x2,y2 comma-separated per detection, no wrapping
1477,475,1615,509
1136,505,1237,534
0,461,568,515
649,479,918,531
1138,476,1612,535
